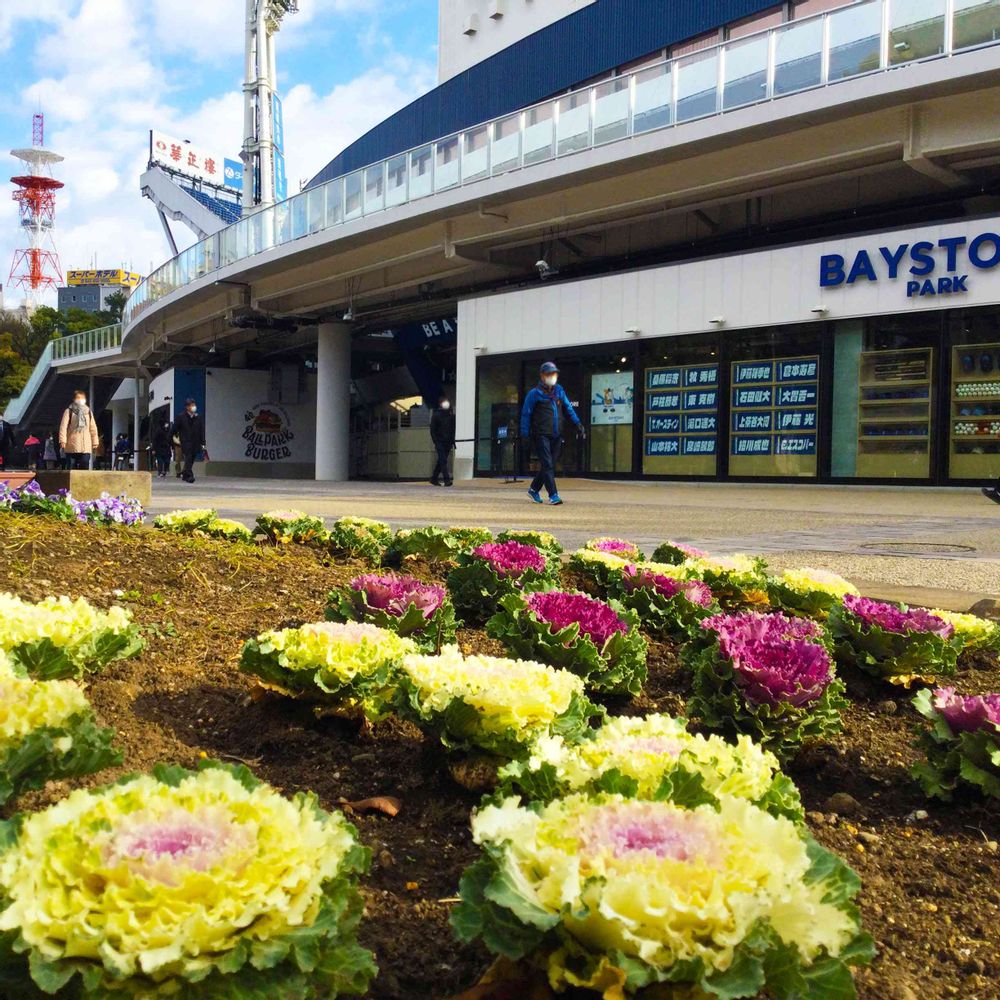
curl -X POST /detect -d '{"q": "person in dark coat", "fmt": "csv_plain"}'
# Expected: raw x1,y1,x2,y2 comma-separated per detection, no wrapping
520,361,585,506
0,418,16,472
170,398,207,484
151,415,173,479
429,395,455,487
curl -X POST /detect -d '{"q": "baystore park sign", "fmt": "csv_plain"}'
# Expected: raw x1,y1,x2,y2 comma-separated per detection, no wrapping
820,230,1000,299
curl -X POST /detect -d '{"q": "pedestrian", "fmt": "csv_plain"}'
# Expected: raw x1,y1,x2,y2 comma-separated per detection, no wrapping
58,390,99,470
429,394,455,487
171,398,207,484
42,432,57,470
151,414,173,479
113,433,131,471
23,434,41,471
0,416,16,472
520,361,585,506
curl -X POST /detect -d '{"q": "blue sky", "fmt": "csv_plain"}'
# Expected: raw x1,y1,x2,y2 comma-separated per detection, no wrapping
0,1,437,307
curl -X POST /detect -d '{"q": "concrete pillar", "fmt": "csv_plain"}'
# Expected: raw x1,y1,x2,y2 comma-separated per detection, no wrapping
132,376,141,472
315,323,352,481
88,375,96,470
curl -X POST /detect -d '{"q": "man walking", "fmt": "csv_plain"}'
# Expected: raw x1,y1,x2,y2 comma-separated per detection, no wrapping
58,390,100,470
171,398,207,484
429,395,455,487
520,361,585,505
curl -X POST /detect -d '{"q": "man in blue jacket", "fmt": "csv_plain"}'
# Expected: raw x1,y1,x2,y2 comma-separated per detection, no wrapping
520,361,585,505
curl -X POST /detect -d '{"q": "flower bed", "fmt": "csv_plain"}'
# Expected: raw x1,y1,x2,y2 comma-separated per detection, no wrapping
616,563,717,638
912,687,1000,800
240,621,417,720
326,574,457,652
328,516,392,563
497,712,803,821
584,536,644,560
453,793,872,998
1,481,145,526
565,547,631,596
487,590,647,696
686,611,847,758
829,595,964,685
651,539,709,564
0,761,376,998
394,646,602,758
0,651,120,806
0,592,144,680
255,509,327,545
769,567,859,618
446,541,554,624
683,553,771,609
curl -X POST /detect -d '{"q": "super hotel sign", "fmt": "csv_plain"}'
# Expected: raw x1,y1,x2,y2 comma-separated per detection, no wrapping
66,270,141,287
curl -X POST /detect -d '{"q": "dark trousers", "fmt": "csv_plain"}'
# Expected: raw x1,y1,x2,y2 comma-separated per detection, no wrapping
431,442,452,483
64,452,89,470
530,434,561,497
181,447,198,482
154,450,171,475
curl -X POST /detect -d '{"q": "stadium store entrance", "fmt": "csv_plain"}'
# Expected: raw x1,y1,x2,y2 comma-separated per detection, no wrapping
473,304,1000,485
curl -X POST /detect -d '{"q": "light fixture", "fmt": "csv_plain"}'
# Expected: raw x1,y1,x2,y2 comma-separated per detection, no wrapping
811,305,829,316
535,259,558,279
342,306,354,321
625,327,641,337
620,356,627,363
709,316,726,326
473,345,488,355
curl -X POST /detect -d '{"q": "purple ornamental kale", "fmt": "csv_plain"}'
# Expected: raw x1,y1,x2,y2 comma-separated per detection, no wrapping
622,566,714,608
526,590,628,647
473,541,547,577
842,594,953,638
351,574,445,619
702,610,823,657
728,638,834,707
932,687,1000,734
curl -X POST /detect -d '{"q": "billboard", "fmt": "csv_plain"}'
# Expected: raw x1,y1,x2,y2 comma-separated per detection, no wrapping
272,94,285,153
150,130,242,191
66,269,141,287
223,158,244,192
591,372,634,426
274,148,288,202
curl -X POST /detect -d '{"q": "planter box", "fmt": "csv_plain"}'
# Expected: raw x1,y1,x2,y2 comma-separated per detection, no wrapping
0,472,35,490
34,470,151,507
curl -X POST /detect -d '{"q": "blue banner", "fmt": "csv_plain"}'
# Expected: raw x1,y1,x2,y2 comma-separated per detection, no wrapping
733,361,774,384
731,435,773,456
682,436,717,456
732,410,772,433
647,414,680,434
777,434,817,455
272,94,285,153
776,357,819,382
683,389,718,411
776,408,818,431
776,384,818,407
683,413,717,434
223,158,244,192
645,436,680,457
647,392,681,411
684,365,718,387
732,386,773,408
274,149,288,202
646,368,681,390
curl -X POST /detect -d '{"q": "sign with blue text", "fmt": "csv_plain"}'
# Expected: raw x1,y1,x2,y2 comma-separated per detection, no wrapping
645,363,719,464
730,356,819,458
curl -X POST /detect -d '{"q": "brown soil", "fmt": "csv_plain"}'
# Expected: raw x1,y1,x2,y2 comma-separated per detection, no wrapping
1,513,999,1000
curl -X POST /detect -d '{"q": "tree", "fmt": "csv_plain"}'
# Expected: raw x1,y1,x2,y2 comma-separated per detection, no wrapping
102,290,127,323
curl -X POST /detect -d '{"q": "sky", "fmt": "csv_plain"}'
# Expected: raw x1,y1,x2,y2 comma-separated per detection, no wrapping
0,0,438,308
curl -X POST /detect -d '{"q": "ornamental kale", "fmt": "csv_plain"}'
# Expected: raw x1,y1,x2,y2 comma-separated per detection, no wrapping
912,687,1000,801
326,574,458,652
585,537,644,560
255,509,327,546
447,542,555,625
829,595,964,686
651,539,709,565
328,516,392,564
616,564,718,639
486,590,648,696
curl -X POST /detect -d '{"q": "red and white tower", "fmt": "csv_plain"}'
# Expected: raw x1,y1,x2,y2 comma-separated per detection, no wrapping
9,113,64,310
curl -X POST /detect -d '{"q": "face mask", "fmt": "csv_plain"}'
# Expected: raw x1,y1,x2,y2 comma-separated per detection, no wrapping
542,376,557,387
74,398,85,406
440,401,451,410
187,407,197,415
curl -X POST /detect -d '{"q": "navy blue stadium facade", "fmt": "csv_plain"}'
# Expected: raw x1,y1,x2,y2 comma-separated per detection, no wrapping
309,0,779,185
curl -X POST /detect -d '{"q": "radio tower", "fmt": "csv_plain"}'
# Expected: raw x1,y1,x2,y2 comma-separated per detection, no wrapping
9,113,64,311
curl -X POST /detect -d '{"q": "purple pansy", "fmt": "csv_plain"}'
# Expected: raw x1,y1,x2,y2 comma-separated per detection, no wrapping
526,590,628,647
351,574,445,619
473,541,547,577
932,687,1000,734
842,595,953,638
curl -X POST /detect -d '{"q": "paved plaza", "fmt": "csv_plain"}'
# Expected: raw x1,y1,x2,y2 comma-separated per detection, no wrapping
149,476,1000,609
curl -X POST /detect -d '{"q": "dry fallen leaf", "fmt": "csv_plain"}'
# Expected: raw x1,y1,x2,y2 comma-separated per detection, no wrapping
447,958,555,1000
339,795,402,817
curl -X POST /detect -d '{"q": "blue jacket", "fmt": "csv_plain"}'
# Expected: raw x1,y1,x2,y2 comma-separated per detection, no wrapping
520,383,581,438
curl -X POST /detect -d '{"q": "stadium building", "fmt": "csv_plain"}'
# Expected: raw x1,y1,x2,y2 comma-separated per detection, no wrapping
7,0,1000,486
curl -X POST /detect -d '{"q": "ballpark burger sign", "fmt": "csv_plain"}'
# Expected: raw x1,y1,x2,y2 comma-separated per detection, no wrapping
243,403,294,461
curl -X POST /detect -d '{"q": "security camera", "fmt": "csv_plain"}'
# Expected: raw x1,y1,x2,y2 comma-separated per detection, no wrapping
535,259,557,279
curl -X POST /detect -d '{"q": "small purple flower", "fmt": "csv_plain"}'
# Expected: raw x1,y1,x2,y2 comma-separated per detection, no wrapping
526,590,628,647
703,611,823,657
843,595,953,638
729,639,834,707
351,574,444,619
622,566,714,608
473,541,546,577
933,687,1000,734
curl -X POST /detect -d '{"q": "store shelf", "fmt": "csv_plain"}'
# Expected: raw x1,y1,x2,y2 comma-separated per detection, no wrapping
952,434,1000,441
859,380,929,389
860,435,929,442
860,398,929,407
861,416,929,424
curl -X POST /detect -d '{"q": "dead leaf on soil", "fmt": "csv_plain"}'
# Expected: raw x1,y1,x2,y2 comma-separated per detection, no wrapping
339,795,402,817
448,958,555,1000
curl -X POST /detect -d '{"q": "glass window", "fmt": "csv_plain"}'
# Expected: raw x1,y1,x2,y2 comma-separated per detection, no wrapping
491,114,522,175
633,63,673,133
344,171,363,220
364,163,385,214
409,146,433,200
676,49,719,121
523,101,555,165
325,178,343,226
557,90,591,155
386,154,407,206
723,33,770,108
948,308,1000,480
582,352,635,474
727,6,784,39
306,185,325,234
727,326,822,478
290,194,308,238
954,0,1000,49
672,31,720,57
593,77,630,145
475,358,521,473
774,18,824,94
833,315,938,480
435,136,460,190
890,0,946,63
827,1,883,80
462,126,489,182
793,0,854,15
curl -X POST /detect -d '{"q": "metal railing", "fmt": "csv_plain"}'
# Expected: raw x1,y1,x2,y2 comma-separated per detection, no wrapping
113,0,998,334
51,324,123,362
2,341,54,424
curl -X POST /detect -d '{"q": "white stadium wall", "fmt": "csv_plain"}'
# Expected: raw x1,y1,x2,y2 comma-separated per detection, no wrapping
454,217,1000,478
438,0,597,82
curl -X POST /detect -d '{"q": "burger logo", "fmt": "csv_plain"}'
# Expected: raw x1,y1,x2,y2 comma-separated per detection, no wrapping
242,403,294,461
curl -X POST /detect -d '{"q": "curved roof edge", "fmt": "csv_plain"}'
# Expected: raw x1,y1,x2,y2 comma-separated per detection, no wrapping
307,0,777,187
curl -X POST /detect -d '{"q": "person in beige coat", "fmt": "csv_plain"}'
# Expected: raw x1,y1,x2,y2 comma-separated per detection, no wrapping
58,390,100,470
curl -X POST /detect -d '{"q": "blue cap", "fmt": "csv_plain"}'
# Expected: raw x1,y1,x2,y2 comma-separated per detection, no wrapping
539,361,559,374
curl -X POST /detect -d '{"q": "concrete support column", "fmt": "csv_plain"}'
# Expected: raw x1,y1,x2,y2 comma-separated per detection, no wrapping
315,323,352,481
132,376,142,472
88,375,96,470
